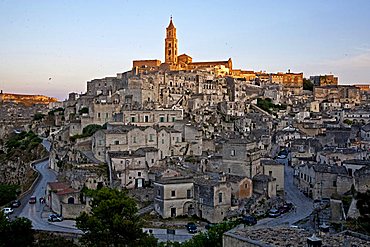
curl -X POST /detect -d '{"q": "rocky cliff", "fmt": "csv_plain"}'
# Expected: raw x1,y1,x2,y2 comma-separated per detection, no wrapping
0,131,48,192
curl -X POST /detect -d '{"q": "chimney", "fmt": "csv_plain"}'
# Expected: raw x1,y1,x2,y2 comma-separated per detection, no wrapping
307,234,322,247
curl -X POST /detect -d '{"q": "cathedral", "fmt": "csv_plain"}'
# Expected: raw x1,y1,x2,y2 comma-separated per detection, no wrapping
133,18,233,75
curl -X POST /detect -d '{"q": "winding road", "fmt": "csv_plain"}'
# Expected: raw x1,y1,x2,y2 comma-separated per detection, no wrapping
14,140,81,233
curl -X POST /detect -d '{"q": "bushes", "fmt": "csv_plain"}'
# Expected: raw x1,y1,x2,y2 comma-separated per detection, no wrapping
70,124,106,142
5,131,42,152
257,98,287,113
0,184,19,206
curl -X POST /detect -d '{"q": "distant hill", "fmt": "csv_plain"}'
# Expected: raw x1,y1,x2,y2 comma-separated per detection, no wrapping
0,91,58,106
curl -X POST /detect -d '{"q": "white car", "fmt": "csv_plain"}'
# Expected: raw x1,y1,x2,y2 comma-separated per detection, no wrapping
2,207,14,215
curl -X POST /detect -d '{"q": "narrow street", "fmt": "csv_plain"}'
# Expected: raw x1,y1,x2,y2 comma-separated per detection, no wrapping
256,157,313,227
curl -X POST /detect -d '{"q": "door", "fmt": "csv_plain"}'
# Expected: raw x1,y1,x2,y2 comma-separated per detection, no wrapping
136,178,143,188
171,208,176,217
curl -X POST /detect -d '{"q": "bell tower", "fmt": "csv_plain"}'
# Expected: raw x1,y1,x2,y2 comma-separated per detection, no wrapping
165,17,178,65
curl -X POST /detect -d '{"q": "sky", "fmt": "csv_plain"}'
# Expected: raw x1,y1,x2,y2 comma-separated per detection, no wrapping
1,0,370,100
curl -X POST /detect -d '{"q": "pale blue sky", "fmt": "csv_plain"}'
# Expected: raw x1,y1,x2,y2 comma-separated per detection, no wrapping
1,0,370,100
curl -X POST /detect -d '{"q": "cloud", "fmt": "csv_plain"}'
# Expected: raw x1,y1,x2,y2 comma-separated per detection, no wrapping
326,51,370,69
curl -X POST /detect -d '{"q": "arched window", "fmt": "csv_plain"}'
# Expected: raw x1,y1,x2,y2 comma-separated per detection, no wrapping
68,197,75,204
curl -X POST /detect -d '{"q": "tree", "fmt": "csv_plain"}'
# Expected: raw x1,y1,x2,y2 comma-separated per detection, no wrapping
0,212,34,247
0,184,19,206
76,187,157,247
79,107,89,115
33,113,45,121
303,78,313,91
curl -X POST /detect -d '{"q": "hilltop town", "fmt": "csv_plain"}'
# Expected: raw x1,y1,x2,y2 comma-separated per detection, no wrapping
1,18,370,245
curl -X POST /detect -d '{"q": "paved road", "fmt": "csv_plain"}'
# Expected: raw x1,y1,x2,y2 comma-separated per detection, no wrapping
15,155,81,233
256,157,313,227
143,228,200,243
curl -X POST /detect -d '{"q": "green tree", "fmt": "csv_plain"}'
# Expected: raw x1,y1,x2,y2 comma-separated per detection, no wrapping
76,187,157,247
303,78,313,91
343,119,353,125
79,107,89,115
33,113,45,121
82,124,104,137
0,212,34,247
0,184,19,205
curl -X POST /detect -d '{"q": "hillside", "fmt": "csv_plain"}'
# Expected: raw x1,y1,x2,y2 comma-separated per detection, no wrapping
0,91,58,106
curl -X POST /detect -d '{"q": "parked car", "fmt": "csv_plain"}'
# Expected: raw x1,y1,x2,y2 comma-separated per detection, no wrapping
29,196,37,204
48,214,63,222
2,207,14,215
11,200,21,208
186,222,197,233
268,208,281,218
279,203,293,214
241,215,257,226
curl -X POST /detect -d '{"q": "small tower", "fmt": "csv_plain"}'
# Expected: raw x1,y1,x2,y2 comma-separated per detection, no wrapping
165,17,178,65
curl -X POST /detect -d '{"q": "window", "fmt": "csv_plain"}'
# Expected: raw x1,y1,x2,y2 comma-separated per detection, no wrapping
131,117,135,122
133,136,136,143
149,134,154,142
172,117,176,122
145,116,149,122
160,116,165,122
97,113,101,118
162,139,164,144
157,190,160,196
245,183,248,189
151,159,154,164
176,137,179,143
348,168,353,177
138,172,141,177
231,150,235,156
187,189,192,199
218,192,223,203
171,190,176,197
114,140,119,145
333,181,337,187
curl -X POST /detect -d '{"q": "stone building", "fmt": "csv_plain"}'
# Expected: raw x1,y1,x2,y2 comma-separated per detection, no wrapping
153,175,194,218
223,227,370,247
193,176,232,223
360,123,370,140
92,124,187,163
260,159,284,192
227,175,253,203
354,166,370,193
252,174,276,198
108,147,159,189
310,74,338,86
46,181,88,219
117,109,183,127
294,163,352,199
221,138,261,178
314,85,361,104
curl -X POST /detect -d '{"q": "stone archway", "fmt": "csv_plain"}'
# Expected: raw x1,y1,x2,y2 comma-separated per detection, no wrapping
183,201,195,216
67,197,75,204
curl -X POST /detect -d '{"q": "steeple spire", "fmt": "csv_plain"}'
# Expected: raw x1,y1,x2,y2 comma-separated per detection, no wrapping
165,17,177,65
